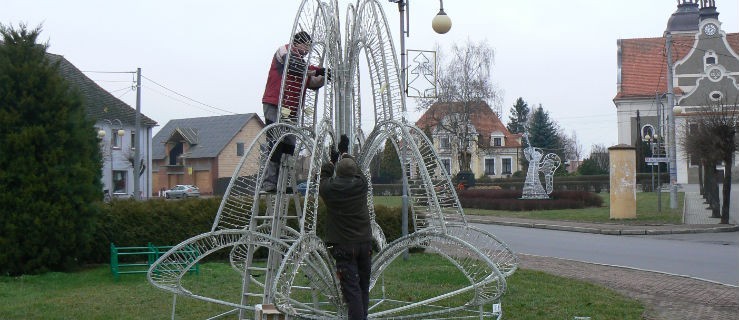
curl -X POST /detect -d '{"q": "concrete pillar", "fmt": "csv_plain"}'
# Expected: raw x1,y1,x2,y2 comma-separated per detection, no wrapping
609,144,636,219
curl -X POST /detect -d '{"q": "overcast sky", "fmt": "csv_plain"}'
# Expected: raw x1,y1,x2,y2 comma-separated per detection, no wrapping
3,0,738,156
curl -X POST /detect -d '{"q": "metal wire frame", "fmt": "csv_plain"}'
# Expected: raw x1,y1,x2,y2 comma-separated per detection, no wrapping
147,230,292,310
148,1,518,319
278,0,334,130
210,123,314,231
272,234,345,319
441,224,519,278
368,230,506,319
346,0,406,125
358,120,463,233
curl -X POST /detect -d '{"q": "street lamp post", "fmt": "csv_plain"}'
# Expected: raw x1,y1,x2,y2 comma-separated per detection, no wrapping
98,119,125,200
644,133,663,212
665,32,678,209
392,0,451,260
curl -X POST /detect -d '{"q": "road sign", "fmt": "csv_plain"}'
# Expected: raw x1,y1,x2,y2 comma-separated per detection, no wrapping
645,157,668,163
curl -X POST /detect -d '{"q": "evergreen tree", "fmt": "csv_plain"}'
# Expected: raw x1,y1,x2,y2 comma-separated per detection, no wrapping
379,140,402,183
528,104,562,154
506,97,529,134
526,104,565,174
0,24,103,275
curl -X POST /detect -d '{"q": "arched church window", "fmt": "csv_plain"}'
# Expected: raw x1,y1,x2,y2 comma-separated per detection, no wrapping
641,124,655,140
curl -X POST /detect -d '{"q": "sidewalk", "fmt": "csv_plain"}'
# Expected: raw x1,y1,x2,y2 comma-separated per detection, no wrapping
459,184,739,235
455,185,739,319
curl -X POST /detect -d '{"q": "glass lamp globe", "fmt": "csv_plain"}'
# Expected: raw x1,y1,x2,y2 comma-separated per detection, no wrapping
432,10,452,34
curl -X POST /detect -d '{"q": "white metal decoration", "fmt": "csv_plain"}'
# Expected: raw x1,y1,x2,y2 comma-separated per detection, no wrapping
148,1,517,319
521,131,561,199
406,49,437,98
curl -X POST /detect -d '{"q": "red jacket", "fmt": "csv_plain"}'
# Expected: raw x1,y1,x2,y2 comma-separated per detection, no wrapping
262,44,321,117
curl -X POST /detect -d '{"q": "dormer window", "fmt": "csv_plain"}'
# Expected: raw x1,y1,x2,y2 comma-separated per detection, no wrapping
168,142,184,166
490,133,504,147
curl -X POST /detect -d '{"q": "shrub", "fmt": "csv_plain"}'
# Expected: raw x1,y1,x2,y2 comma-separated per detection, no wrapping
0,26,103,275
458,189,603,211
84,197,409,265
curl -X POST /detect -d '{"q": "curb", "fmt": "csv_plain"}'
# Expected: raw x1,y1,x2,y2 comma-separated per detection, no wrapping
458,216,739,235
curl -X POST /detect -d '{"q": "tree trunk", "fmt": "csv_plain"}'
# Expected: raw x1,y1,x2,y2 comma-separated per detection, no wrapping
720,155,732,224
710,166,721,218
458,151,471,173
698,161,704,196
703,163,713,204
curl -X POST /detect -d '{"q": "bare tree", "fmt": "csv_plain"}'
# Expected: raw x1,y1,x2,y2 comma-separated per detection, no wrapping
590,144,610,173
679,101,738,224
417,39,502,174
561,129,583,162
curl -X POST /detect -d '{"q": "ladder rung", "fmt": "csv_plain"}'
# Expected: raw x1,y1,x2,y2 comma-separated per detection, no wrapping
291,285,313,290
243,292,264,297
248,266,268,272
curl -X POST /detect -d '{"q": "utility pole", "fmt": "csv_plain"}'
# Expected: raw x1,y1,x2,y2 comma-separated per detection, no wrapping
665,33,678,209
397,0,410,261
134,68,142,200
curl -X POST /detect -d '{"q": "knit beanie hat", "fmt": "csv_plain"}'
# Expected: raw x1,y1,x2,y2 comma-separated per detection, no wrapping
336,157,358,177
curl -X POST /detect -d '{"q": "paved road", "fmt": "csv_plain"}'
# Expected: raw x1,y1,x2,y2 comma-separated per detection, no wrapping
473,223,739,285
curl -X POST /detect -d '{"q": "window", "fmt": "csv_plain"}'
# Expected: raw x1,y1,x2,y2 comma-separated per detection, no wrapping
237,142,245,157
112,129,123,149
169,142,184,166
439,136,450,150
502,158,512,174
709,91,723,101
440,158,451,175
130,131,136,150
484,158,495,175
113,170,127,194
641,125,655,140
493,137,502,146
704,51,717,66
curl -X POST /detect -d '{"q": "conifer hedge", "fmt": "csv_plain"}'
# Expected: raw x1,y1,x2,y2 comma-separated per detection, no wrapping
0,25,104,276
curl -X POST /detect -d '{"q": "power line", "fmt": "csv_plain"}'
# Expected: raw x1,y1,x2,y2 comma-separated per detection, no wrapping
143,86,229,116
81,70,136,74
90,79,134,83
142,75,237,115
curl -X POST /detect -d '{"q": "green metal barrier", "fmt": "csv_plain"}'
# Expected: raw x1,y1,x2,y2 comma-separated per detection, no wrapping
110,243,199,280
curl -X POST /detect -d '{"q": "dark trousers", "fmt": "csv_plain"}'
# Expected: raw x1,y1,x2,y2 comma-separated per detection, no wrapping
330,242,372,320
263,117,296,163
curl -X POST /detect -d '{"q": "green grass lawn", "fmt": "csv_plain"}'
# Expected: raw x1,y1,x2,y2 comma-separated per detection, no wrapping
373,192,684,224
0,254,643,319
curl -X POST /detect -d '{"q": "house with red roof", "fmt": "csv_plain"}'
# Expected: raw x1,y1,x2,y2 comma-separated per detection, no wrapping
415,101,522,180
614,0,739,183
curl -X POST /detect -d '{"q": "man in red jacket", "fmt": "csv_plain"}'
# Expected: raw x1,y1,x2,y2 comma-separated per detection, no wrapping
261,31,326,192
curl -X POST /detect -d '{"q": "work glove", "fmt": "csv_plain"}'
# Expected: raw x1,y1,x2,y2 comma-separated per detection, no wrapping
315,67,332,81
338,134,349,154
330,148,340,165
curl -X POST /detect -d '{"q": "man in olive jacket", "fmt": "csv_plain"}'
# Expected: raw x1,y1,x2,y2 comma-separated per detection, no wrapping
319,154,372,320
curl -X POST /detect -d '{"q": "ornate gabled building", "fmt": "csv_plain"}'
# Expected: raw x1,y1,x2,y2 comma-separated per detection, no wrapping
614,0,739,183
416,101,522,179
